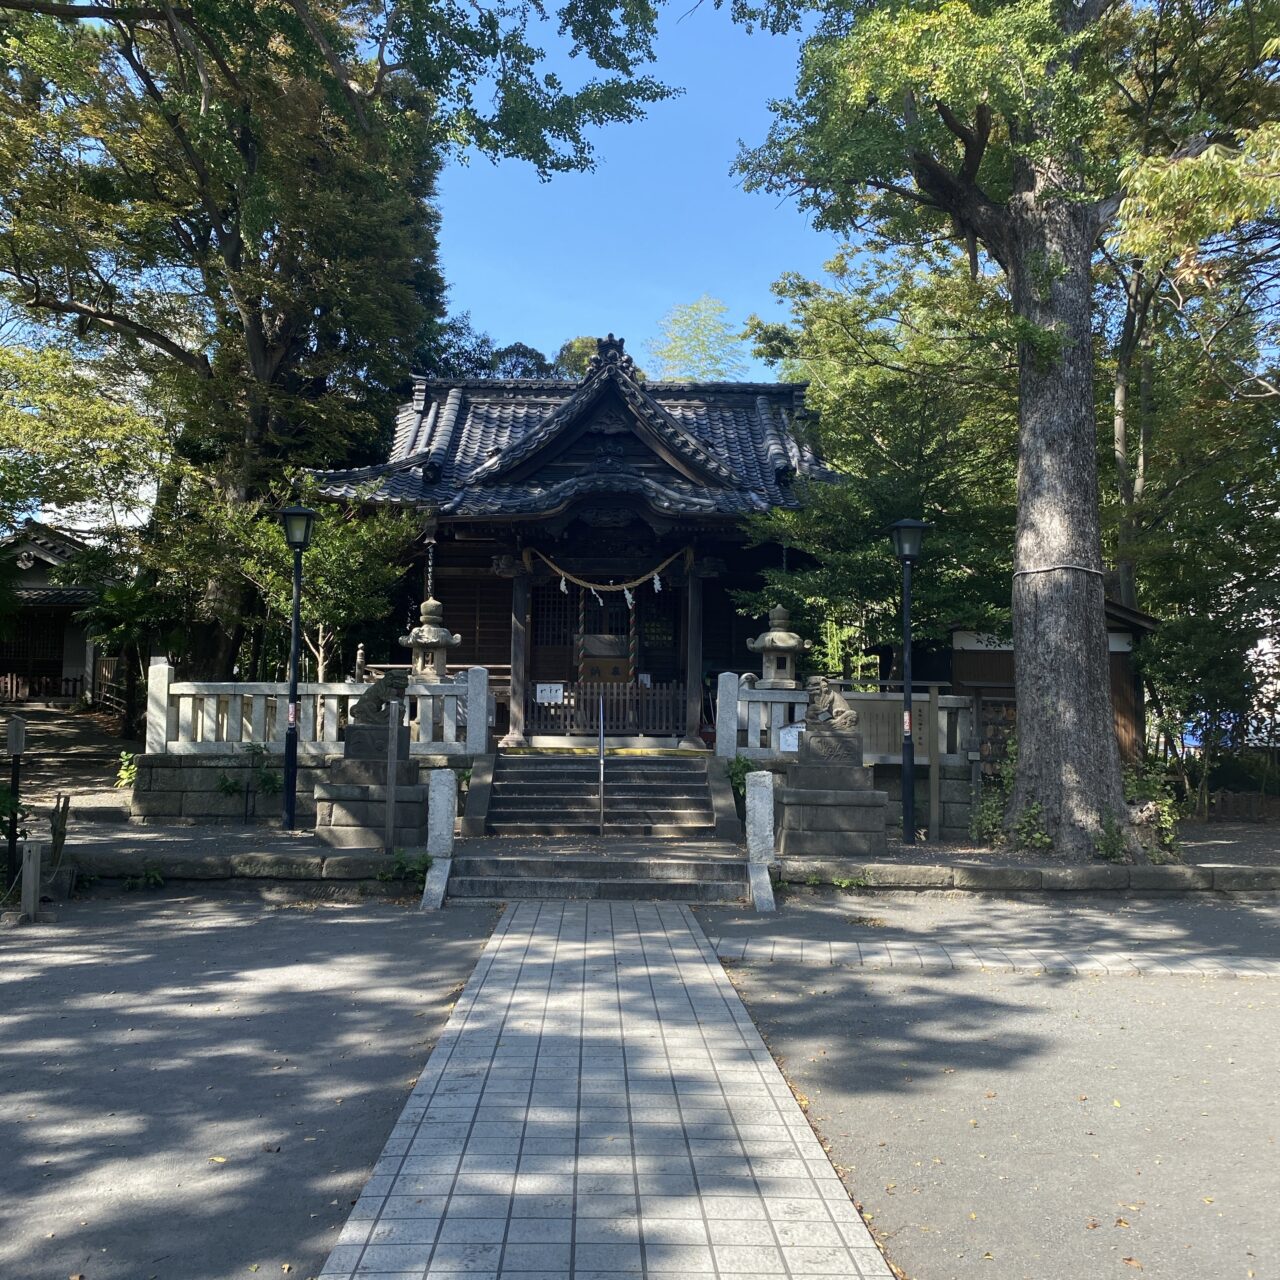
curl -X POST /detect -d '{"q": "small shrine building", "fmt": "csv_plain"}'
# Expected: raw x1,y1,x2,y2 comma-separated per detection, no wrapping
312,335,823,747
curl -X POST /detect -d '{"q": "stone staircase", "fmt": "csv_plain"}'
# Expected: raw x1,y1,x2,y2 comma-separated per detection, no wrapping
483,753,724,839
446,846,749,903
445,752,745,903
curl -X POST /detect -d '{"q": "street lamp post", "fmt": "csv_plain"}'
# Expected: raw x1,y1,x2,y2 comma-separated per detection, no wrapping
886,519,931,844
278,505,316,830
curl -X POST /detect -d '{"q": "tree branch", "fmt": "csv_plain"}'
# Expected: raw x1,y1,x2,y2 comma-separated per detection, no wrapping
0,0,189,17
286,0,369,130
15,280,213,376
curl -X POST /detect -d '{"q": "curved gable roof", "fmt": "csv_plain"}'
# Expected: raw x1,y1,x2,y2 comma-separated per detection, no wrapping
311,337,822,521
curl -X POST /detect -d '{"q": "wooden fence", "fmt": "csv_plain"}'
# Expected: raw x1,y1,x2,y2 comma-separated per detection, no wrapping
526,681,684,736
1208,790,1280,822
144,660,489,757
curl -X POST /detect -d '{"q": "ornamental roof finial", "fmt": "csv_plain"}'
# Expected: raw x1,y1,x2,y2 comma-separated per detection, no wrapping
588,333,635,376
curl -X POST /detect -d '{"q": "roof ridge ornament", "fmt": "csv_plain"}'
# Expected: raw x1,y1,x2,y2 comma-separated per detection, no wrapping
587,334,635,378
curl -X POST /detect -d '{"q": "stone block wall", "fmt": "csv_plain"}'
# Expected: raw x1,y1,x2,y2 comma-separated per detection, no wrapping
132,753,474,827
978,698,1017,779
130,754,337,824
873,762,974,842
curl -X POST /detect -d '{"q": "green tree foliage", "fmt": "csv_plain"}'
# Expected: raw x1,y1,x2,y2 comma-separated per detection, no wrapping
0,0,673,673
745,249,1018,655
553,336,600,379
228,482,420,682
0,340,167,532
647,296,749,380
735,0,1279,858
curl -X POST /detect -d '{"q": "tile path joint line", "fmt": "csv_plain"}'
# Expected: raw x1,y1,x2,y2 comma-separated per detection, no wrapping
320,901,893,1280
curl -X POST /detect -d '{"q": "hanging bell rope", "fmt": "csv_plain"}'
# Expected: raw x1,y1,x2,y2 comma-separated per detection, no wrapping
522,546,692,592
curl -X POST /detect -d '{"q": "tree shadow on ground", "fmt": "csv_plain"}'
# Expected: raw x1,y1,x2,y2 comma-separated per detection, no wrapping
0,892,498,1280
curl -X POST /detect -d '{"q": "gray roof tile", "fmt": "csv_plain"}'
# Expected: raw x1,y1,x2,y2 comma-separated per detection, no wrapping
310,360,821,520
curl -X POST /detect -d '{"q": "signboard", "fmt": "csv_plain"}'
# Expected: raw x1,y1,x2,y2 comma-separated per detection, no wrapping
535,683,565,705
778,722,805,754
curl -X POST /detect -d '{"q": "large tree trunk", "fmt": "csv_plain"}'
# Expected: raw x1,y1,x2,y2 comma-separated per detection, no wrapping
1005,200,1132,861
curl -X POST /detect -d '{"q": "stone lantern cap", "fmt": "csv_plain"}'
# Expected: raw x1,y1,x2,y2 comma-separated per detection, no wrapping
746,605,812,657
404,597,461,649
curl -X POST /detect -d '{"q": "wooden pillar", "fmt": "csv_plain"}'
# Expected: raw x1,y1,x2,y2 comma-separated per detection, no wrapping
501,568,531,747
681,568,705,749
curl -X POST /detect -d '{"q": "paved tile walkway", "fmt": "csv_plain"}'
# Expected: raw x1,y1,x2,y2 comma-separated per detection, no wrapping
320,902,890,1279
709,934,1280,977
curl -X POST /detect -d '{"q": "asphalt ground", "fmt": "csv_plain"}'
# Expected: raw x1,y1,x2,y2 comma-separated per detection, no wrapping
0,892,499,1280
698,892,1280,1280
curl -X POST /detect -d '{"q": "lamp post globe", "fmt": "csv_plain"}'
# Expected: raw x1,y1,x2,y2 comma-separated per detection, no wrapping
277,506,317,830
885,519,931,844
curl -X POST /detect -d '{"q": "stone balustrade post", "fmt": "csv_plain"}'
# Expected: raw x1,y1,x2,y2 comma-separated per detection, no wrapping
146,657,173,755
465,667,489,755
715,672,739,758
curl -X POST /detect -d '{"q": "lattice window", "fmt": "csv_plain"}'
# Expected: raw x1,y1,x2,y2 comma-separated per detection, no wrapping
532,580,574,645
584,593,629,636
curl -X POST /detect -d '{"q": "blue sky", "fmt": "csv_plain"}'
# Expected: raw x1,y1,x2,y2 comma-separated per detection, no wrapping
435,6,841,377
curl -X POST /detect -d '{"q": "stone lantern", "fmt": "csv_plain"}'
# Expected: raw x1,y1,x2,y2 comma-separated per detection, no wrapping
400,596,461,679
746,605,811,689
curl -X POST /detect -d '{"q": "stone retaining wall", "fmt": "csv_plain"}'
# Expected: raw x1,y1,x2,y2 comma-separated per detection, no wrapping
873,762,973,841
778,859,1280,892
130,753,470,826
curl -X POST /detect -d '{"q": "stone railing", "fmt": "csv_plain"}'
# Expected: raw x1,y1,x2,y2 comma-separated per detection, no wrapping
714,673,972,765
144,660,488,758
715,674,808,759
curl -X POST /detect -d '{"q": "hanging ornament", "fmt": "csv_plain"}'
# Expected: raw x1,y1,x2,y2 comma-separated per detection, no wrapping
623,587,634,609
653,573,662,594
559,574,568,594
591,587,603,606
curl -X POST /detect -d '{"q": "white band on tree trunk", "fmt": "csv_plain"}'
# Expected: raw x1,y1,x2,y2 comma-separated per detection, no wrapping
1013,564,1104,577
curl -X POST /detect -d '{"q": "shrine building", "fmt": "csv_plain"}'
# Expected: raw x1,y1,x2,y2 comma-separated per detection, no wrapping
312,335,823,747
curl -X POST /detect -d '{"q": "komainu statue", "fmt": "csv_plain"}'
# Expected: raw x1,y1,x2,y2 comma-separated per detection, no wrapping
802,676,862,762
349,670,410,724
804,676,860,731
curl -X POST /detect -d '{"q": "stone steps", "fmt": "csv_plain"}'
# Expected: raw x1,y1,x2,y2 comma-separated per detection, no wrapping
484,752,721,841
447,869,746,903
484,820,718,839
451,856,744,882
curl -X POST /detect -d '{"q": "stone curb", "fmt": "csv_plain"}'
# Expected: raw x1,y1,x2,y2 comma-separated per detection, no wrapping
70,848,405,885
777,859,1280,893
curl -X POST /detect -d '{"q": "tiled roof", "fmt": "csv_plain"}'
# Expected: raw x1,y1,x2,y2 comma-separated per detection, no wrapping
15,586,96,606
310,344,822,521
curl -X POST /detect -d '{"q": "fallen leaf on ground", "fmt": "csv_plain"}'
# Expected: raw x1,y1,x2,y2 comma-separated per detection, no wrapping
1122,1259,1143,1270
1116,1218,1130,1227
208,1156,227,1164
1086,1220,1100,1230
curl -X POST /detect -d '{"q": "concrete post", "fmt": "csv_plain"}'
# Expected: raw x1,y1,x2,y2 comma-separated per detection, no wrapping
464,667,489,755
715,672,739,758
427,768,457,857
745,770,776,913
145,657,173,755
20,843,39,921
420,768,457,912
746,770,774,863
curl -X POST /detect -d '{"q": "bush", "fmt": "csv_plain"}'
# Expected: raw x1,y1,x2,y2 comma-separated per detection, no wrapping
727,754,764,798
1125,759,1181,858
